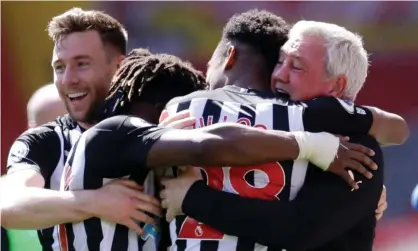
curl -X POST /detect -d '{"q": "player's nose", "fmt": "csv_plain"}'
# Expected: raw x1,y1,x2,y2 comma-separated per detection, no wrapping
61,67,81,86
271,63,290,93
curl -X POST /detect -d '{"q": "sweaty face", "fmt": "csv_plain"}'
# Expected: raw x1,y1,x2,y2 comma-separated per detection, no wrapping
52,30,118,125
206,45,227,90
270,35,335,101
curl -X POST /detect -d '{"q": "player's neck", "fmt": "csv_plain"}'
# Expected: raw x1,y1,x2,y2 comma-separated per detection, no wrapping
225,71,270,92
78,121,94,130
227,78,270,92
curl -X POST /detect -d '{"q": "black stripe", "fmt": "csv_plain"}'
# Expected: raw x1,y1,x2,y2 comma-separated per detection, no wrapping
38,228,53,251
137,234,145,251
237,103,257,125
175,216,187,251
83,152,105,250
111,224,129,251
39,126,79,250
236,238,256,251
197,99,223,251
201,99,223,126
159,217,171,250
173,94,193,251
65,223,75,251
176,100,192,113
200,240,220,251
272,104,293,201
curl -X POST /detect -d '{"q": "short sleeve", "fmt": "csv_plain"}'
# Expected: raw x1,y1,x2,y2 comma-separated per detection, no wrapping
302,97,373,136
7,126,61,181
77,115,172,178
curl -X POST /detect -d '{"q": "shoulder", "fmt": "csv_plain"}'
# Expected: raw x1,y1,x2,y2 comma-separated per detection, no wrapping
92,115,156,132
166,89,212,107
18,122,59,142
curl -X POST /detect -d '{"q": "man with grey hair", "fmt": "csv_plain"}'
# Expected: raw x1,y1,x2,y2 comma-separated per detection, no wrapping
273,20,369,102
159,18,405,251
27,83,67,128
272,20,407,145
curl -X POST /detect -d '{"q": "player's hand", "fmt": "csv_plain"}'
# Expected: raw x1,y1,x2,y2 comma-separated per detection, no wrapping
92,179,162,236
160,167,203,222
159,110,195,129
376,185,387,221
328,136,377,189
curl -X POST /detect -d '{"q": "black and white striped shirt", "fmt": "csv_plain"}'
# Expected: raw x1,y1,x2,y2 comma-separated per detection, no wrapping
7,115,83,251
59,115,170,251
164,85,374,251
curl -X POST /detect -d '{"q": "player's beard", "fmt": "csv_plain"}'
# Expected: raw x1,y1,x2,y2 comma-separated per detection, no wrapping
66,83,111,126
73,98,106,124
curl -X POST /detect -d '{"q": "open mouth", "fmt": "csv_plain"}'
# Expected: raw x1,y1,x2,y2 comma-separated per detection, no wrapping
67,92,87,102
275,87,290,96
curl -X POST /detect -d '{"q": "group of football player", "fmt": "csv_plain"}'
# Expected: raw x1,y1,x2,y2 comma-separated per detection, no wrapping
1,7,410,251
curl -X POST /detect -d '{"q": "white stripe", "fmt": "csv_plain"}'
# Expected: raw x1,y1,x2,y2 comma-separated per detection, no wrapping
127,230,139,251
67,133,88,251
218,235,238,251
52,126,65,191
100,221,116,251
188,98,208,128
169,219,178,251
166,102,180,116
287,105,309,200
255,103,274,130
51,226,60,251
254,243,268,251
99,179,117,251
218,101,241,194
51,125,81,251
68,132,87,191
218,101,241,124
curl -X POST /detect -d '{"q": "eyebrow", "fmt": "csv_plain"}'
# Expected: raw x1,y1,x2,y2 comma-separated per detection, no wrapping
51,55,92,66
280,49,308,68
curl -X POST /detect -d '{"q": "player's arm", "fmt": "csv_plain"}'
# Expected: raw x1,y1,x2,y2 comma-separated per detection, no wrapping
181,136,383,250
303,97,409,146
88,115,374,187
1,128,94,229
364,106,409,146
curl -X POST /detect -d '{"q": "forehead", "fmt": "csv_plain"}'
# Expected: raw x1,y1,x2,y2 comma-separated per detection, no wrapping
52,30,106,62
281,35,325,62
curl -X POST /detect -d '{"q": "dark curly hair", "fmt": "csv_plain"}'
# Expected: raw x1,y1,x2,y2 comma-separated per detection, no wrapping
221,9,289,74
106,52,207,115
127,47,152,58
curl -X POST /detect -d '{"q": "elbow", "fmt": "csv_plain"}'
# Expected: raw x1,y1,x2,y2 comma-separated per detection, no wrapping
398,119,410,145
389,117,410,145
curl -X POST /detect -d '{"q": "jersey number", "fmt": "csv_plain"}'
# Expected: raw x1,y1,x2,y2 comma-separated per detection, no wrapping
178,162,285,240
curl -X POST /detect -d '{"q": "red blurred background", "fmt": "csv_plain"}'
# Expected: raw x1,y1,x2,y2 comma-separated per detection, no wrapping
2,2,418,250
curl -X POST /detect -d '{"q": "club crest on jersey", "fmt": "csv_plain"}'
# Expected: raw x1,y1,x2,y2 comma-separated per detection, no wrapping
7,141,29,164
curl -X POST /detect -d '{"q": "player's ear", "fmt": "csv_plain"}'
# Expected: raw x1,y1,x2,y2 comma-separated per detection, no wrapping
223,45,236,71
116,55,125,69
330,74,347,98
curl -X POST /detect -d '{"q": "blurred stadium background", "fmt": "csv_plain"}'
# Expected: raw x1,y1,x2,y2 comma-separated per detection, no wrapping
1,1,418,250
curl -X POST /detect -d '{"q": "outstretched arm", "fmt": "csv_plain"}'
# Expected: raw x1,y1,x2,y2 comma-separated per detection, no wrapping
147,122,375,183
303,97,409,146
